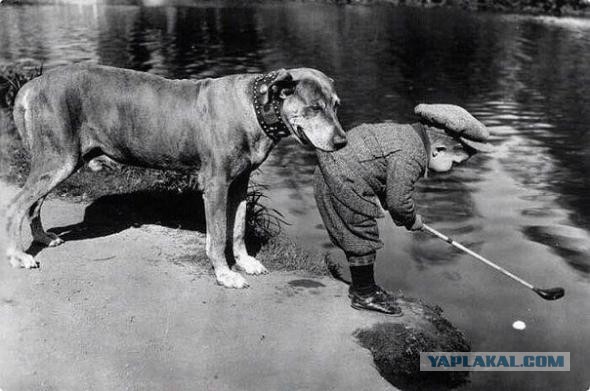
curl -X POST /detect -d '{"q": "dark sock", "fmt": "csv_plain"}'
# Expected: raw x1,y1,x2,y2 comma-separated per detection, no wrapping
350,264,376,295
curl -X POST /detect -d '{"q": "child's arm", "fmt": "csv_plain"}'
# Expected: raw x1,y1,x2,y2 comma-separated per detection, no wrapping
385,153,425,230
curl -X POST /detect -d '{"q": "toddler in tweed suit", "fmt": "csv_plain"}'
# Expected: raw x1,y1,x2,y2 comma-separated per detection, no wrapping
314,104,493,315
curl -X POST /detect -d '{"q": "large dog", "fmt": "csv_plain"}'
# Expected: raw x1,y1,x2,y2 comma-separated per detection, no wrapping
5,64,346,288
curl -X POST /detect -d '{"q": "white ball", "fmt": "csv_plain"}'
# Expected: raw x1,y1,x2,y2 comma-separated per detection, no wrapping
512,320,526,330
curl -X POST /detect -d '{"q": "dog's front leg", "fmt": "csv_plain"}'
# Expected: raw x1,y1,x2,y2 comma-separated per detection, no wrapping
204,180,249,289
230,172,268,275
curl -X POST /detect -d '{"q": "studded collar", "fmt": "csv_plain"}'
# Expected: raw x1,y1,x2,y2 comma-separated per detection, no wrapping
252,71,292,142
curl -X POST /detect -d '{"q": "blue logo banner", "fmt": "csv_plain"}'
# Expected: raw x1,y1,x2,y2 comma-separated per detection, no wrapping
420,352,570,371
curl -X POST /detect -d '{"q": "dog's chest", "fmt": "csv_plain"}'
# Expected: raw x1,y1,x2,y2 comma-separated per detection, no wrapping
248,137,276,170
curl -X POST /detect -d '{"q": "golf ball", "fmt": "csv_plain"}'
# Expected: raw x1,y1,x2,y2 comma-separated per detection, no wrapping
512,320,526,330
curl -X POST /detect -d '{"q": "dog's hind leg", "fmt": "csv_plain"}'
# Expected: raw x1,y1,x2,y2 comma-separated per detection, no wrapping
229,172,268,275
5,158,78,268
29,196,64,247
204,179,249,288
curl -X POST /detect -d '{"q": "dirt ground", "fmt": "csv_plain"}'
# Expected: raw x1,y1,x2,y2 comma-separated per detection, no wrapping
0,182,404,391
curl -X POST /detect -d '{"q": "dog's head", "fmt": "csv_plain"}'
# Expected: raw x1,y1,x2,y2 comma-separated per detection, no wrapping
261,68,347,151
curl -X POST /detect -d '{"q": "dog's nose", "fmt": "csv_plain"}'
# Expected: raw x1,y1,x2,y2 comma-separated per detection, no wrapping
333,134,347,149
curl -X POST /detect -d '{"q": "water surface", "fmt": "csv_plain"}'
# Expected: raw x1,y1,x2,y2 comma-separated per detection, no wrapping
1,3,589,390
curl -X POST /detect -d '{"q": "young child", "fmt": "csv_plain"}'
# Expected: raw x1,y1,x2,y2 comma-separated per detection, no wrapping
314,104,493,315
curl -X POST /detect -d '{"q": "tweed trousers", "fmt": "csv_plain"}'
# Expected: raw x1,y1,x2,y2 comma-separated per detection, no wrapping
314,123,428,265
314,168,384,264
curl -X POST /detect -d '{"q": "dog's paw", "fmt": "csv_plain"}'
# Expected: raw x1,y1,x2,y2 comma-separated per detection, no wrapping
7,249,39,269
33,232,64,247
216,270,249,289
234,255,268,275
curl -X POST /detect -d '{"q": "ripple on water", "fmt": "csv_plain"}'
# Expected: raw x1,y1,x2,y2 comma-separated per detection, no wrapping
522,225,590,275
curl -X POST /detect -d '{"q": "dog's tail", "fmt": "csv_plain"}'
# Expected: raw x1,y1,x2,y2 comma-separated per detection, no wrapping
11,83,33,151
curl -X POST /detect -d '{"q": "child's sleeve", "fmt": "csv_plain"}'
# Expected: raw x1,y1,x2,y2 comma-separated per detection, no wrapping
385,153,424,229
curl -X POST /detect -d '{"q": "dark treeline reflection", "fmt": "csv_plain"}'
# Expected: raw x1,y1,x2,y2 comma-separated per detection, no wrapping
96,6,266,77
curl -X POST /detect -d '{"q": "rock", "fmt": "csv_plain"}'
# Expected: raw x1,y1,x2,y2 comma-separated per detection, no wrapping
354,296,471,390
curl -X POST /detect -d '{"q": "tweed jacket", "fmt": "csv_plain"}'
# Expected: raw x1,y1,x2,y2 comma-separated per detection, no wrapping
315,122,429,228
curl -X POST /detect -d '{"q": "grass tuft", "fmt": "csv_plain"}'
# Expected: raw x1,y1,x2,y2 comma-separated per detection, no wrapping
255,235,329,276
0,109,30,184
0,63,43,110
245,183,289,243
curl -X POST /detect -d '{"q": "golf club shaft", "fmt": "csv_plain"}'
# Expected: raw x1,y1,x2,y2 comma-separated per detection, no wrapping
422,224,534,290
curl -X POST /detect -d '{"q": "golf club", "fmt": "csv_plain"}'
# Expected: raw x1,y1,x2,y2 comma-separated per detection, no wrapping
422,224,565,301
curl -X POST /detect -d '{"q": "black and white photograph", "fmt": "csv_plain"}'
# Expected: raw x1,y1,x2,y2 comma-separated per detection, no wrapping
0,0,588,389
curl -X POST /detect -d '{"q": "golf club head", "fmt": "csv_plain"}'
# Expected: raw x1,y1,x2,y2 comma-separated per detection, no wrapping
533,287,565,301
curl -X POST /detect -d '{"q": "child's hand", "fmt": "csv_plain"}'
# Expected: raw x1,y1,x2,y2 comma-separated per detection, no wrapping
408,214,424,231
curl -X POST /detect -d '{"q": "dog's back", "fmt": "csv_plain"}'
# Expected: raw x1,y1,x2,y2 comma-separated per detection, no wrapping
12,64,252,171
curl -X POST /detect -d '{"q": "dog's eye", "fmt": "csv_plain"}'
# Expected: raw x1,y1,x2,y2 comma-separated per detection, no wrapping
304,105,323,117
433,146,447,156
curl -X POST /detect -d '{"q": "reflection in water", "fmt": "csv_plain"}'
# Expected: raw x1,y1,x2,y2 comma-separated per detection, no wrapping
523,225,590,275
1,4,589,390
410,170,486,269
472,97,590,277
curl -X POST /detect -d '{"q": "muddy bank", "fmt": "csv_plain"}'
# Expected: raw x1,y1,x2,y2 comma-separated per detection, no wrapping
0,182,470,390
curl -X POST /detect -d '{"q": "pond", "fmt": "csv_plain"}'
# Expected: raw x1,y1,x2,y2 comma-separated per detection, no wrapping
1,2,589,390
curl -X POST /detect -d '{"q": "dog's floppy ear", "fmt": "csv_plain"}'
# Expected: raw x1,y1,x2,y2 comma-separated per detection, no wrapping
260,69,297,104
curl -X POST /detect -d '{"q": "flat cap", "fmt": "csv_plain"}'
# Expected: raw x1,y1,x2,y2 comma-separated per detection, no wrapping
414,104,493,152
